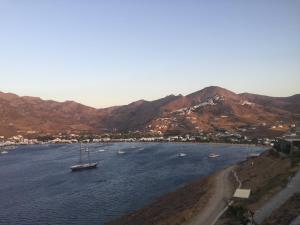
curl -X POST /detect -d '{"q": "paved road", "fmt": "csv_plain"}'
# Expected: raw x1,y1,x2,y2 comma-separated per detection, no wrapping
183,166,234,225
254,169,300,224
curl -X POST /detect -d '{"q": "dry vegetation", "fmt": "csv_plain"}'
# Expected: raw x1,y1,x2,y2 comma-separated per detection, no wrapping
235,150,296,210
261,193,300,225
217,150,300,225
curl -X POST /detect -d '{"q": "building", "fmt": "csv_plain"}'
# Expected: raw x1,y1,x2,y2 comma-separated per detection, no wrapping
274,130,300,155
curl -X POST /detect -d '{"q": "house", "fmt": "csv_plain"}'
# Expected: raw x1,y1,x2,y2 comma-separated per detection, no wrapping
274,131,300,154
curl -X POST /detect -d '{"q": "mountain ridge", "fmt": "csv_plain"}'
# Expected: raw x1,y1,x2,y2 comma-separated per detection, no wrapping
0,87,299,137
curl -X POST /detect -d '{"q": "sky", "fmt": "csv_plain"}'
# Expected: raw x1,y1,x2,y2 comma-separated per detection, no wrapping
0,0,299,108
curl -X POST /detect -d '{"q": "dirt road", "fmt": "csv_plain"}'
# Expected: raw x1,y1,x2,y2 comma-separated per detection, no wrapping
183,166,235,225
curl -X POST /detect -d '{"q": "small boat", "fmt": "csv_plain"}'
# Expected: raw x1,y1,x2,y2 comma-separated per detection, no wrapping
71,144,97,172
247,153,260,158
117,150,125,155
178,153,187,157
1,151,8,154
209,153,220,158
98,149,106,152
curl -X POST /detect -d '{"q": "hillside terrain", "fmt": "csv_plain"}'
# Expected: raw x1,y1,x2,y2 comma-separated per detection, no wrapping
0,86,299,137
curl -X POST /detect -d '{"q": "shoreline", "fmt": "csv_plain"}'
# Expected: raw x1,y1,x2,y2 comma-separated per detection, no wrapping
1,141,264,148
95,141,262,147
104,147,275,225
103,163,240,225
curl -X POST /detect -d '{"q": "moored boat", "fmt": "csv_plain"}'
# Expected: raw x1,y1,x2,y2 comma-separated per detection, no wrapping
208,153,220,158
70,162,97,171
178,153,187,157
70,144,97,172
117,150,125,155
247,153,260,158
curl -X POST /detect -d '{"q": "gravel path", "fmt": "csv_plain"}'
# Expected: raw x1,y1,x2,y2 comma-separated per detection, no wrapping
254,169,300,224
183,166,235,225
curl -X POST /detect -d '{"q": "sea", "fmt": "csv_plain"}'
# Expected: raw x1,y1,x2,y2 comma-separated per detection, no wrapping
0,143,265,225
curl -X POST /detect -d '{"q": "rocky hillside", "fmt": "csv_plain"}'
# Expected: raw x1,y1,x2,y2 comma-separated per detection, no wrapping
0,92,100,136
0,87,299,137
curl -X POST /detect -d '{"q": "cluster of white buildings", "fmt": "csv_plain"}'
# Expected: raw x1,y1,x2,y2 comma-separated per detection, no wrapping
1,122,297,147
0,135,40,146
172,95,224,115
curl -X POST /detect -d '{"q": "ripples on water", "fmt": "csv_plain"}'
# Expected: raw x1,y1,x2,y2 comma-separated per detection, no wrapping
0,143,265,225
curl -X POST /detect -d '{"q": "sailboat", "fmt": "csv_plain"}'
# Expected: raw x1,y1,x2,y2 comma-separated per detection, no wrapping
70,143,97,172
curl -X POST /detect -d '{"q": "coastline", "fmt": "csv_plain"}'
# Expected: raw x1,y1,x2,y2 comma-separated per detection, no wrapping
100,141,261,147
104,147,299,225
1,141,264,148
104,164,237,225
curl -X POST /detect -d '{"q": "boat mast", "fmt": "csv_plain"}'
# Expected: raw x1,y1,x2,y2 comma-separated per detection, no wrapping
87,146,91,164
80,143,83,164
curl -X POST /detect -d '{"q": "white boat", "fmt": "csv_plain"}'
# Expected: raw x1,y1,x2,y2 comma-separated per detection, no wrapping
178,153,187,157
209,153,220,158
1,151,8,154
98,149,106,152
117,150,125,155
248,153,260,158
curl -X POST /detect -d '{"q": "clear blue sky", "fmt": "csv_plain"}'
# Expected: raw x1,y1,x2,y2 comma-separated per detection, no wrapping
0,0,299,108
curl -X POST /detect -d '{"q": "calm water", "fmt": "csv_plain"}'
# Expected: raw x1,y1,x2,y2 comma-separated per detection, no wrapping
0,143,264,225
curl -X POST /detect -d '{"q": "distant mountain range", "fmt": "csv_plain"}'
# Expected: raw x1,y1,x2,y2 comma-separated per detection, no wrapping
0,86,299,137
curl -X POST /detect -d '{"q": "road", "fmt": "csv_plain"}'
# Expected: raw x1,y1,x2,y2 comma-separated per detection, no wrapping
183,166,235,225
254,169,300,224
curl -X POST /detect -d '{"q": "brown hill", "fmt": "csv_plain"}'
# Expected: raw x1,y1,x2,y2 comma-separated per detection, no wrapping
99,95,181,131
147,86,294,134
0,91,100,136
0,87,299,137
240,93,300,114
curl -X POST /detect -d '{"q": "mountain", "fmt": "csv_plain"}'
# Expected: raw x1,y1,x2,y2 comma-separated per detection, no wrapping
99,95,181,131
0,87,299,137
239,93,300,114
0,92,100,137
143,86,296,135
